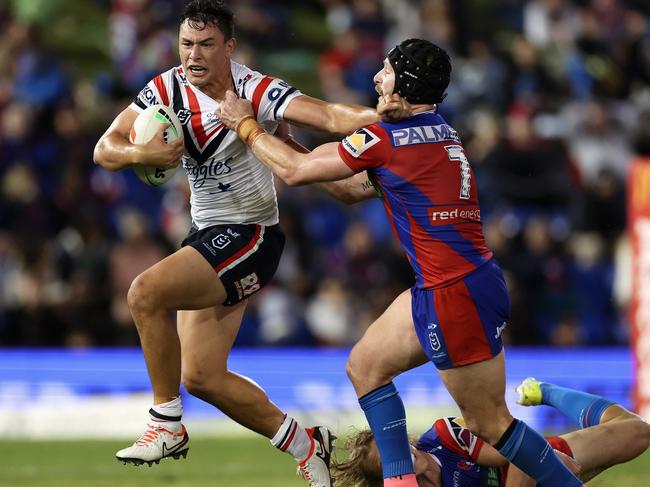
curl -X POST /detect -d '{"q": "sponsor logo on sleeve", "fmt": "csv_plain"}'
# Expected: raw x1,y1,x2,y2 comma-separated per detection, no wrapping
342,128,380,158
138,86,157,104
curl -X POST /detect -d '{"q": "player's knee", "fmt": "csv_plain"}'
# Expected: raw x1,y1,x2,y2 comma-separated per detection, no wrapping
127,272,160,317
346,347,376,385
182,368,220,400
346,349,395,393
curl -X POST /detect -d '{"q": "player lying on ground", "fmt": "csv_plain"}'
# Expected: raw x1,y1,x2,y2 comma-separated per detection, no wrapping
331,378,650,486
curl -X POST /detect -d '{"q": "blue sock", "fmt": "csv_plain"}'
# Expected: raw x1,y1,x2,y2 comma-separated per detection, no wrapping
540,383,614,428
495,419,582,486
359,382,414,478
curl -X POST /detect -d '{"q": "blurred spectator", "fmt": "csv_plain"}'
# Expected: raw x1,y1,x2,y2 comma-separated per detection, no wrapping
565,100,633,184
108,207,168,331
0,0,648,349
524,0,579,48
483,104,574,210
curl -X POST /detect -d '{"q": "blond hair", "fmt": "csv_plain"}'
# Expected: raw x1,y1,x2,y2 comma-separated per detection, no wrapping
331,429,383,487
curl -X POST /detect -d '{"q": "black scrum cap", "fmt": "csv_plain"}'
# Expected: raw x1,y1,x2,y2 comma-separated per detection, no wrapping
387,39,451,104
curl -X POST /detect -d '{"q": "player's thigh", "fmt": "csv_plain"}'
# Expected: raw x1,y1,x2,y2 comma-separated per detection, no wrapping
561,417,650,478
177,302,247,376
135,246,226,310
181,223,285,307
438,351,510,430
349,289,428,390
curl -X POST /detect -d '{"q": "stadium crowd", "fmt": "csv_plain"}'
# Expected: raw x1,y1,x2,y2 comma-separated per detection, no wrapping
0,0,649,349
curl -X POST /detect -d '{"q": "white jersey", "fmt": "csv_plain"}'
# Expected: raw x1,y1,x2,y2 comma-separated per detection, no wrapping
129,60,303,229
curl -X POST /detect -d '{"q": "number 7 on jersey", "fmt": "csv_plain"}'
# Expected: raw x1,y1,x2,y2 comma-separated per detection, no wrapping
445,145,471,200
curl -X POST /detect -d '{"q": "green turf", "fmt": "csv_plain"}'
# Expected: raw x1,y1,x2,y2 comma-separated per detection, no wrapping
0,437,647,486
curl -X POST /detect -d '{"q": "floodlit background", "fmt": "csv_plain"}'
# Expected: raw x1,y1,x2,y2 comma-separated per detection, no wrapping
0,0,649,485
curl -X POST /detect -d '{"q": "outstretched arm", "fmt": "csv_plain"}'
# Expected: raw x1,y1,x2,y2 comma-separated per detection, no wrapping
218,91,355,186
316,172,378,205
274,123,377,204
282,94,410,136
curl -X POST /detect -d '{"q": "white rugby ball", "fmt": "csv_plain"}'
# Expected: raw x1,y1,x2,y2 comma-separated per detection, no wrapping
129,104,183,186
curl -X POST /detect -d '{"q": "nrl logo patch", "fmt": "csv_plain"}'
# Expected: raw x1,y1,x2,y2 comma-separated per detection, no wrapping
176,108,192,125
342,128,380,158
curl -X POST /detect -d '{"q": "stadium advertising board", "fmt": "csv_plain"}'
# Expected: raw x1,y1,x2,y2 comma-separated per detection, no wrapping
0,348,632,439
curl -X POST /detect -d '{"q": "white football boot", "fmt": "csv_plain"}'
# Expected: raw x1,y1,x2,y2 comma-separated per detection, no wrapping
116,422,189,466
297,426,335,487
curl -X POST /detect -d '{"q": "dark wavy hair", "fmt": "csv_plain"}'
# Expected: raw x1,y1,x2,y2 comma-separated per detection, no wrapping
180,0,234,39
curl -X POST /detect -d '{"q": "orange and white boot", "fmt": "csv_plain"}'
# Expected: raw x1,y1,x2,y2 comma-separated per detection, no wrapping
116,422,189,466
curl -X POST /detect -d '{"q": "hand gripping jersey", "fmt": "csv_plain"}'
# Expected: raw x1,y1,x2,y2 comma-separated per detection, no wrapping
337,111,493,289
130,61,303,229
416,417,502,487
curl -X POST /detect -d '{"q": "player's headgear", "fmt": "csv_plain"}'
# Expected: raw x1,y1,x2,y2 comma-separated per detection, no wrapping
388,39,451,105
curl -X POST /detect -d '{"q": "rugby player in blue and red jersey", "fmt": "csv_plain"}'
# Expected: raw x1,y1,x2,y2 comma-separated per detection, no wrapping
332,378,650,486
219,39,585,486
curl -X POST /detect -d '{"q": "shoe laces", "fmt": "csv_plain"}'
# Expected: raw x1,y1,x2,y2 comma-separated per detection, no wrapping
135,423,169,446
297,439,323,484
297,465,317,485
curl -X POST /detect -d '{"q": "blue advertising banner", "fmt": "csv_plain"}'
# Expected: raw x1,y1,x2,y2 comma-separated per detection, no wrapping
0,347,633,438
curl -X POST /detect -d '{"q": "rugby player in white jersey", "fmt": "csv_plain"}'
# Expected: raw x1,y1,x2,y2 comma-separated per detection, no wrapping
93,1,407,485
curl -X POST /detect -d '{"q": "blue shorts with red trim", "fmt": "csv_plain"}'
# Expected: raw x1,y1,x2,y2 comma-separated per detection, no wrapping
411,259,510,370
182,223,285,306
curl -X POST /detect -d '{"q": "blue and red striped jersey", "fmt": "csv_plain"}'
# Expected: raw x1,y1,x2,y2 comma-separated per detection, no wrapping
338,111,493,289
416,417,503,486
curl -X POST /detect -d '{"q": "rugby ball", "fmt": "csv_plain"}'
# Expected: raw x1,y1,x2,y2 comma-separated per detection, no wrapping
129,104,183,186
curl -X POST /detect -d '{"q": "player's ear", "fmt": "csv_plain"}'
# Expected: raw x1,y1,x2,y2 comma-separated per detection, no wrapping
225,37,236,57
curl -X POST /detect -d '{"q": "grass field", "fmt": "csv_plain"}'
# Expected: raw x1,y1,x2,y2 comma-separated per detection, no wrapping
1,437,648,487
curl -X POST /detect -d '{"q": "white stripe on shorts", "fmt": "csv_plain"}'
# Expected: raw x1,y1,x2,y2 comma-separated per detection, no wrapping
217,226,266,277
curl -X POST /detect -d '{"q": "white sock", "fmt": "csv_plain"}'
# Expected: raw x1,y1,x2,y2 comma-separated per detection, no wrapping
270,415,312,462
150,395,183,424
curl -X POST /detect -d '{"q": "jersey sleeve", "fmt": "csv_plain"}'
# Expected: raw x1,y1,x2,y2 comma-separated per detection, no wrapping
337,125,388,173
433,417,485,462
238,71,302,123
129,70,174,113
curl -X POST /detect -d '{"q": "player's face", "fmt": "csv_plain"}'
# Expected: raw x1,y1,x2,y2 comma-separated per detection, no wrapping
179,20,234,88
412,448,442,487
373,59,396,97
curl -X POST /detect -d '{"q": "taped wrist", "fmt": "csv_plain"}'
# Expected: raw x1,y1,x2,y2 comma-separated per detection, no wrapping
236,116,265,146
